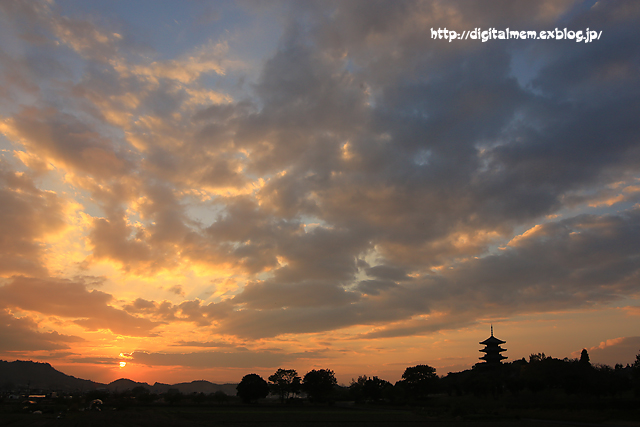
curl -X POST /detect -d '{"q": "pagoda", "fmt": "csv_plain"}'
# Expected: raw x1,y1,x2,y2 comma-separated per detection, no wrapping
479,325,507,365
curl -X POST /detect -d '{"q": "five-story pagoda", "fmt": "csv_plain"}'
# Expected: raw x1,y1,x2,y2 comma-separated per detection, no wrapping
479,325,507,365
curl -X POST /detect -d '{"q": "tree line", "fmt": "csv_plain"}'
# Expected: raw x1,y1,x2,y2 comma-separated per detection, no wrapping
11,348,636,411
237,349,640,404
236,364,446,404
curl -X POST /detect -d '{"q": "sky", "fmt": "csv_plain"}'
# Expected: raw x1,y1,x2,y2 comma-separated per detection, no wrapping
0,0,639,386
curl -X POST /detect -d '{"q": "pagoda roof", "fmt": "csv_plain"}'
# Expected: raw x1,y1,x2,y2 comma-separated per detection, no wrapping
479,346,506,353
480,353,507,361
479,335,506,345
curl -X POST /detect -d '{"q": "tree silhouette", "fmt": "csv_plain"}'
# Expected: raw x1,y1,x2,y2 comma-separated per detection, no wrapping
212,390,229,404
164,388,183,405
363,376,393,402
398,364,439,400
349,375,368,402
236,373,270,403
349,375,392,402
302,369,337,402
579,349,590,365
529,352,547,363
268,368,301,403
633,350,640,396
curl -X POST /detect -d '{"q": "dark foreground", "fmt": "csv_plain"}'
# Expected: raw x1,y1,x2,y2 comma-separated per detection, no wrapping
2,405,640,427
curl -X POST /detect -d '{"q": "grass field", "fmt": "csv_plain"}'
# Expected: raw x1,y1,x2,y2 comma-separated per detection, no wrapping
2,404,640,427
3,389,640,427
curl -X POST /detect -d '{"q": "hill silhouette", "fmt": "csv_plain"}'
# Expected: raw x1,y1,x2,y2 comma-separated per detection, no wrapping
0,360,98,392
0,360,237,395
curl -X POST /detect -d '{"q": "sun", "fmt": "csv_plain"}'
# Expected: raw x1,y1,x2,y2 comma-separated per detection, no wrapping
119,361,127,368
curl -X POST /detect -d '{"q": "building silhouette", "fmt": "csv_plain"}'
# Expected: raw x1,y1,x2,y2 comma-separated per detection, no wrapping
479,325,507,365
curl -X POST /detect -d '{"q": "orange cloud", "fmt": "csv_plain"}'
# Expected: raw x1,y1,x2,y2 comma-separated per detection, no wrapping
0,309,85,353
0,161,68,277
0,276,158,337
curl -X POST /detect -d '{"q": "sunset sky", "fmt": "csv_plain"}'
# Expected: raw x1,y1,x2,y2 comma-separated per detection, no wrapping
1,0,639,386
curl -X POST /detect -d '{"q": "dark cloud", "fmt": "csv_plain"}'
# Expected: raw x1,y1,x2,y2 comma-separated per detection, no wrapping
365,265,412,282
168,285,185,297
67,356,123,365
125,298,157,312
207,206,640,339
358,207,640,339
233,280,360,309
356,279,398,296
122,297,233,326
448,208,640,304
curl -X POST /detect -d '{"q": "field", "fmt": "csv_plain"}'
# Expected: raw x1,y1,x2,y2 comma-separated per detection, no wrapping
2,403,640,427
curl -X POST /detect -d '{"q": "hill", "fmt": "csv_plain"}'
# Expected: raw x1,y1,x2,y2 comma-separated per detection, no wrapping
0,360,100,392
106,377,237,395
164,380,238,396
0,360,237,395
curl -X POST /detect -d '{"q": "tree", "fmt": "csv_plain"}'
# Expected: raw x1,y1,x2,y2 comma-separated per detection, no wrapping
633,350,640,396
349,375,368,402
212,390,229,404
529,353,547,363
302,369,337,402
192,392,207,405
132,385,156,404
579,349,590,366
268,368,301,403
164,388,183,405
363,376,393,402
236,374,270,403
399,364,439,400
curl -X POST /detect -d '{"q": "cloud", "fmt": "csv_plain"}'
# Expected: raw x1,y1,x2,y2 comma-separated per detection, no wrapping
585,336,640,367
365,265,412,282
168,285,185,297
132,40,229,84
171,340,239,348
104,205,640,340
0,161,67,277
130,347,329,369
0,309,84,352
89,216,153,269
233,280,360,309
215,207,640,339
623,306,640,317
1,107,132,180
122,297,233,326
67,356,123,365
1,0,640,367
131,350,290,369
356,279,398,296
0,276,159,336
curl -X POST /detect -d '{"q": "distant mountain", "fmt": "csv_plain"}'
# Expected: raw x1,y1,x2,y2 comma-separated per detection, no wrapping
0,360,100,392
105,378,147,392
166,380,238,396
107,377,237,395
0,360,237,395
